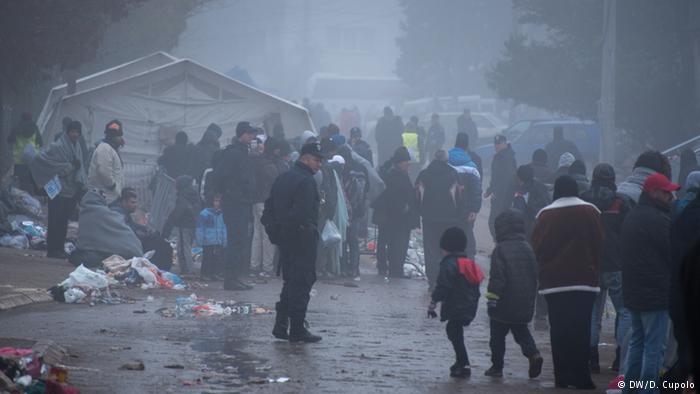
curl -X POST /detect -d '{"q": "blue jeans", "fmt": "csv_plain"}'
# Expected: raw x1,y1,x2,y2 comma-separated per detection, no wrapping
591,271,631,348
623,310,669,394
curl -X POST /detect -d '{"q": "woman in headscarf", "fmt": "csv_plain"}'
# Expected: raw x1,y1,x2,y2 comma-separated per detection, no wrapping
532,175,603,389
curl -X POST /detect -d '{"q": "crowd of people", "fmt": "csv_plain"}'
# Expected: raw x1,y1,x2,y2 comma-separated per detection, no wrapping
6,104,700,390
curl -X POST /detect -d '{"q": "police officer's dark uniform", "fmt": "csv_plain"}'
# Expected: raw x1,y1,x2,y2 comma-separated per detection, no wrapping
212,121,257,291
268,143,324,342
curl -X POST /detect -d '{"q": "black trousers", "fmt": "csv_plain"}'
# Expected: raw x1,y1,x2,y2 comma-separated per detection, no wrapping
446,319,471,367
422,220,455,286
489,319,539,369
342,220,360,277
386,225,411,277
47,195,78,254
279,232,318,321
375,224,389,275
223,203,252,286
201,245,224,277
140,235,173,271
546,291,596,387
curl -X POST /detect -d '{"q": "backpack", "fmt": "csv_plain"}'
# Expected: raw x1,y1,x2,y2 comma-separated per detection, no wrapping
261,195,282,245
345,169,368,219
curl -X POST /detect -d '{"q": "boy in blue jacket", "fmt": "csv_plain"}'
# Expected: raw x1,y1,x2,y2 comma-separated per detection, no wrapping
196,193,227,280
428,227,484,378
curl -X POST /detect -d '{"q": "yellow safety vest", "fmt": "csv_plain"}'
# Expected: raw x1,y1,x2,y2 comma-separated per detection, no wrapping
402,132,420,163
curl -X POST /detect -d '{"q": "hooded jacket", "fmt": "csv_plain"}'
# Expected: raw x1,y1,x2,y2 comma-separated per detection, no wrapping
581,183,632,272
446,148,482,215
191,129,221,181
486,212,539,324
212,140,256,206
431,253,483,322
87,141,123,203
622,192,672,311
377,166,418,229
532,197,602,294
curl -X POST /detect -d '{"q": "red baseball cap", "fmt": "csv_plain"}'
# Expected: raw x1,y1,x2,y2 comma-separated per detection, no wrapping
643,173,681,193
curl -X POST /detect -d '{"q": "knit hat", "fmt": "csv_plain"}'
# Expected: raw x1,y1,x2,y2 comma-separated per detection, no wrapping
558,152,576,168
392,146,411,163
66,120,82,134
685,171,700,190
440,227,467,253
206,123,223,138
235,121,256,137
592,163,616,185
300,142,324,159
494,134,507,145
553,175,579,200
105,119,123,137
301,130,317,143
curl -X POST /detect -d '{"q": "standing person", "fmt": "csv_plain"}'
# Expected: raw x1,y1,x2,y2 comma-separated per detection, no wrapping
212,121,258,291
375,147,418,278
191,123,222,184
339,146,369,281
621,173,679,393
485,210,543,378
30,120,87,259
457,109,478,146
349,127,373,165
425,113,446,164
374,106,404,166
670,172,700,382
531,149,554,184
162,175,199,275
88,120,124,204
196,194,227,280
447,133,483,259
568,160,590,194
553,152,575,185
485,135,517,238
580,164,633,373
618,151,672,204
511,164,550,240
371,157,394,276
545,126,582,169
676,148,698,200
532,175,603,390
8,112,43,192
250,138,283,277
315,138,340,277
266,142,325,343
402,116,424,178
158,131,193,179
427,227,484,378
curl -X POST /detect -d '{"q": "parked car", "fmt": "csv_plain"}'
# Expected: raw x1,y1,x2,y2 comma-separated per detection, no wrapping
421,112,507,146
475,119,601,175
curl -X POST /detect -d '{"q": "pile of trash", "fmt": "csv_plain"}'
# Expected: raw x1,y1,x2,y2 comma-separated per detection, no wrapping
0,185,45,250
0,347,78,394
161,293,273,318
50,253,187,304
404,229,425,279
0,220,47,250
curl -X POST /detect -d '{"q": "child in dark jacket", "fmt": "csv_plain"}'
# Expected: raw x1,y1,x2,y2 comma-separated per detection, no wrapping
485,210,543,378
162,175,199,275
196,193,227,280
428,227,484,378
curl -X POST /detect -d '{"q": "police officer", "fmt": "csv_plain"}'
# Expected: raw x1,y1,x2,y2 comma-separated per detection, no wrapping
212,121,257,291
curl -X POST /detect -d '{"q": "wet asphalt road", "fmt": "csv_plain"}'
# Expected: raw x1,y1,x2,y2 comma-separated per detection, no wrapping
0,264,619,393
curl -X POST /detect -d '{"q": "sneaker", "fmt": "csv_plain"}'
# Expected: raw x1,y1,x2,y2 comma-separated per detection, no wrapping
528,354,543,378
484,366,503,377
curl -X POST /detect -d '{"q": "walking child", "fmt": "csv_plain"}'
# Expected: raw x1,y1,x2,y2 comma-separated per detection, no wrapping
196,193,227,280
427,227,484,378
484,210,543,378
162,175,199,275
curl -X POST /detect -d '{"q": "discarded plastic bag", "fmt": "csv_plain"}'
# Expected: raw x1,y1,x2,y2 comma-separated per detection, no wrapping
61,264,109,289
64,288,87,303
130,258,158,285
0,234,29,249
102,255,131,274
161,271,184,286
321,220,341,246
10,187,42,218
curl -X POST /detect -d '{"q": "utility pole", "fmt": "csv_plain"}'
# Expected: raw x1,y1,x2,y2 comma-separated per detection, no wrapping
600,0,617,164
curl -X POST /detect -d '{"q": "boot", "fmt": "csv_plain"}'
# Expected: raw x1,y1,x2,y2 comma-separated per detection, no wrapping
589,346,600,374
272,302,289,340
528,353,544,379
611,346,620,372
288,317,322,343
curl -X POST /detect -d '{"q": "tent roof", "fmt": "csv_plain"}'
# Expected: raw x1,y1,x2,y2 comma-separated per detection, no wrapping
37,52,178,132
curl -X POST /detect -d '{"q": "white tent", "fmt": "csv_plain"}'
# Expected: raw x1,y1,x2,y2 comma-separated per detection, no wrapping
38,53,314,198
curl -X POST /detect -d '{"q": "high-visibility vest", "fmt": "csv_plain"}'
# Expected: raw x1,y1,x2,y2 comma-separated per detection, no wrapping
402,132,420,163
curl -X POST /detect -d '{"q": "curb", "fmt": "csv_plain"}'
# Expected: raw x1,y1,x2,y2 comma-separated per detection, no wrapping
0,288,52,311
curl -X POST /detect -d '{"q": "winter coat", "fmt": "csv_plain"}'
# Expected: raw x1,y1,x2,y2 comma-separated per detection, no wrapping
212,141,256,206
488,145,517,213
350,139,373,165
191,129,221,181
425,124,445,158
416,160,461,223
618,167,657,204
531,162,554,185
162,178,199,236
511,179,550,239
672,188,698,220
196,207,227,247
267,161,320,244
447,148,483,215
545,138,582,169
622,192,672,311
374,115,404,163
532,197,602,294
432,253,483,322
254,153,280,203
87,141,123,203
486,214,539,324
375,166,418,229
581,184,632,272
317,163,340,227
158,142,194,179
670,193,700,322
